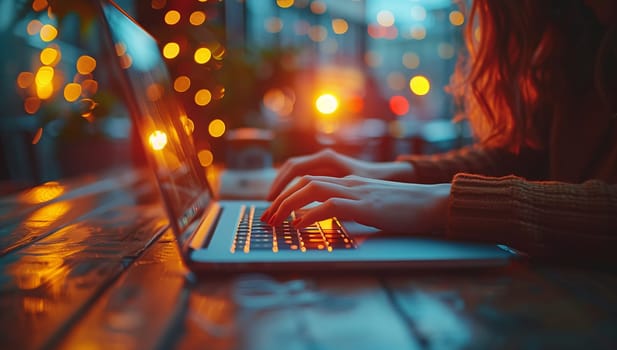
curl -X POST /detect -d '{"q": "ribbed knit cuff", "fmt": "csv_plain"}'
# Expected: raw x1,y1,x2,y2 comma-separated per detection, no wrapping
448,173,617,257
447,173,520,245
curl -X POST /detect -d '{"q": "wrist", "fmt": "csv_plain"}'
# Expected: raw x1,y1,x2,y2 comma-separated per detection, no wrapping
376,161,416,182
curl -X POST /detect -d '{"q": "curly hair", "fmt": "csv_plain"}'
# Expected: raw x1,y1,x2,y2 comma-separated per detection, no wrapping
450,0,616,153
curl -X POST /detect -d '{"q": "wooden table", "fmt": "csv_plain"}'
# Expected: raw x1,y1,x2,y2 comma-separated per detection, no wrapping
1,169,616,350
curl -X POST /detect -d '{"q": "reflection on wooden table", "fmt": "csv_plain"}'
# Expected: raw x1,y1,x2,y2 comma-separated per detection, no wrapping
0,169,615,350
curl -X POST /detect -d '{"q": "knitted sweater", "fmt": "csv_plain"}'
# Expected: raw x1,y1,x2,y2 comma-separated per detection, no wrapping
397,90,617,259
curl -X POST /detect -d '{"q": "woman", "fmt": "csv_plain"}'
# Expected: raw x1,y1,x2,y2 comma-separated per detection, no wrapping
261,0,617,259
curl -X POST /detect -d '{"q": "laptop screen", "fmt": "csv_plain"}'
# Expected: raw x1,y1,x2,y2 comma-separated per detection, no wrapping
99,1,212,242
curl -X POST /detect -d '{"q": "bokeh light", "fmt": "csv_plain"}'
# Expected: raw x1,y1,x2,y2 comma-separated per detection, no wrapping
208,119,226,138
164,10,181,25
315,93,339,114
189,11,206,26
39,24,57,42
35,66,54,86
310,1,326,15
148,130,168,151
173,75,191,92
389,95,409,116
17,72,34,89
27,20,43,36
194,89,212,106
332,19,349,34
194,47,212,64
277,0,294,8
410,25,426,40
162,42,180,59
63,83,82,102
76,55,96,74
449,11,465,26
197,149,214,167
40,47,60,66
409,75,431,96
377,10,395,27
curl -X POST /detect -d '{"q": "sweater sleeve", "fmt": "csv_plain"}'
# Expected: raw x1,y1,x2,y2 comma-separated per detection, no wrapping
396,145,547,184
447,173,617,259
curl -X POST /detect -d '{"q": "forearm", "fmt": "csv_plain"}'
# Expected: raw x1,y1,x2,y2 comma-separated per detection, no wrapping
396,145,547,184
447,173,617,259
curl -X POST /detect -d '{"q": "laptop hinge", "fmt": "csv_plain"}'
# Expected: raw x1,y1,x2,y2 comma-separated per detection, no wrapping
188,202,221,251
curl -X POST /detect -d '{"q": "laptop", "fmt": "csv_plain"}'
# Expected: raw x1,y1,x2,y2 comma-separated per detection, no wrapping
95,0,517,272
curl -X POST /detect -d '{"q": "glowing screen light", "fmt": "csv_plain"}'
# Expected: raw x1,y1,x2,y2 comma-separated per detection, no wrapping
409,75,431,96
148,130,168,150
315,93,339,114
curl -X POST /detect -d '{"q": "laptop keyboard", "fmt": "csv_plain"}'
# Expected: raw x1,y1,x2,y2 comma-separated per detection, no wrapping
231,205,356,253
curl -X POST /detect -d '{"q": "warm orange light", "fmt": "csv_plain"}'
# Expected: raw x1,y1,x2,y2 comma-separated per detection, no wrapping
35,66,54,86
76,55,96,74
208,119,226,138
40,24,57,42
24,97,41,114
197,149,214,167
148,130,168,151
331,19,348,34
194,89,212,106
36,81,53,100
19,181,65,204
173,75,191,92
32,127,43,145
17,72,34,89
32,0,48,12
40,47,59,66
63,83,82,102
449,11,465,26
277,0,294,8
164,10,181,25
315,93,339,114
162,42,180,59
409,75,430,96
189,11,206,26
180,115,195,135
194,47,212,64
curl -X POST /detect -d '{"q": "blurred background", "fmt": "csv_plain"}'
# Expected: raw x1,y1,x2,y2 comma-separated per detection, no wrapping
0,0,472,193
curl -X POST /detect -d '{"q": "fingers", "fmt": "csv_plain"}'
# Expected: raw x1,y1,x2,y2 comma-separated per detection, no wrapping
266,149,340,200
266,180,357,226
293,198,360,228
261,175,358,222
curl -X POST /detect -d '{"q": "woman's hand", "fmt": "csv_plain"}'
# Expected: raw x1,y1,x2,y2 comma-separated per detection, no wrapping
266,149,415,200
261,175,451,235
